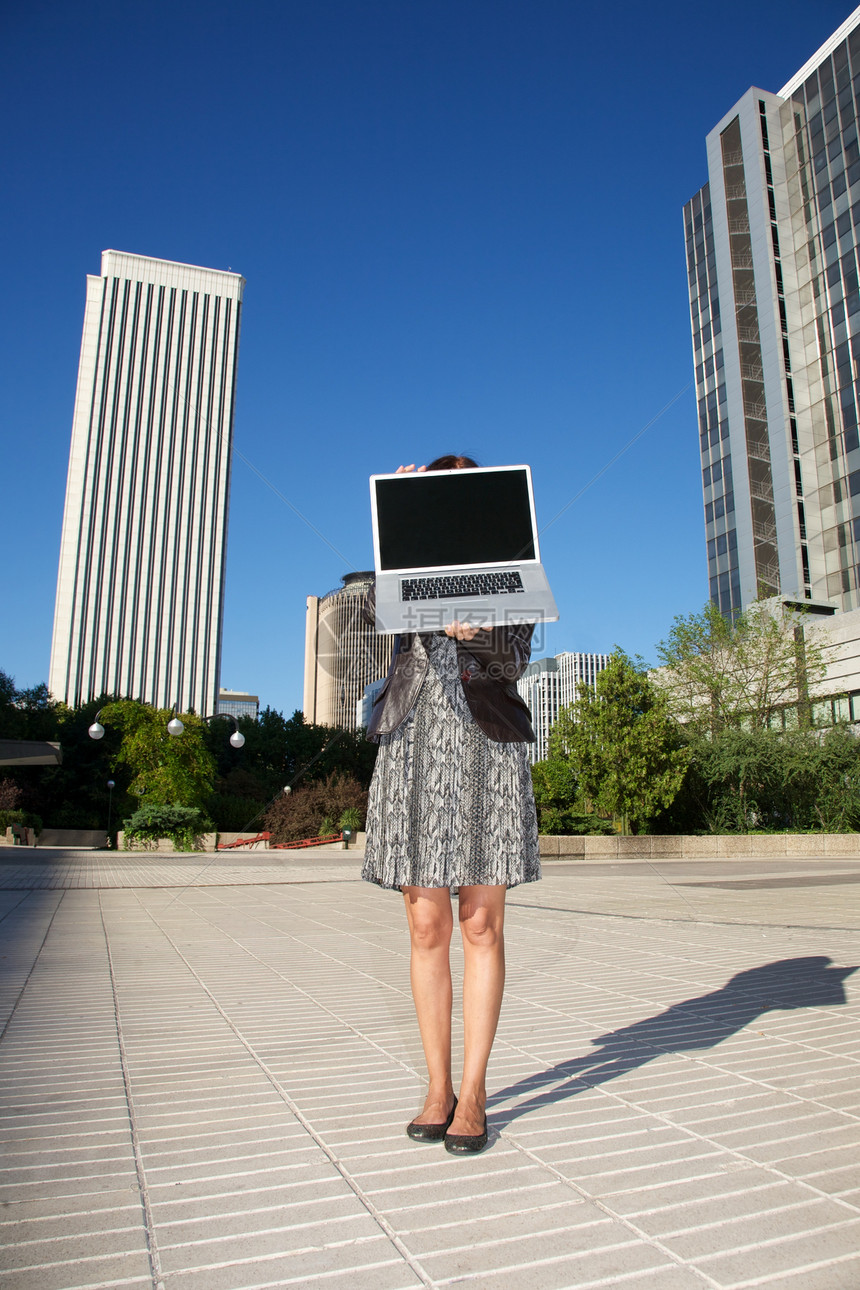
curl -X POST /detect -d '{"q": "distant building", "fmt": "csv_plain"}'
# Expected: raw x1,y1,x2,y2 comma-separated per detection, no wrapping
49,250,244,714
217,689,259,720
517,651,610,763
684,9,860,616
304,573,394,732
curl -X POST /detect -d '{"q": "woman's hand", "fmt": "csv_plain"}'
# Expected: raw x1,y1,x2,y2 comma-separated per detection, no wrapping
444,621,493,641
395,464,427,474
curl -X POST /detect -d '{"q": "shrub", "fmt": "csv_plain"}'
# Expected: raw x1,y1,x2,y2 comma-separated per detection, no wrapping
123,803,208,851
538,806,615,836
0,808,43,836
264,773,367,843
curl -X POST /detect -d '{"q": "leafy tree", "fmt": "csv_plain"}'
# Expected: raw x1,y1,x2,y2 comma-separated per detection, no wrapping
215,707,378,801
0,669,62,741
550,650,688,835
530,757,613,835
99,700,217,813
655,600,830,736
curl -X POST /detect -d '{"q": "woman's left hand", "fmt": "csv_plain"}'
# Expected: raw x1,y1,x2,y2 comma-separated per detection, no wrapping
444,621,493,641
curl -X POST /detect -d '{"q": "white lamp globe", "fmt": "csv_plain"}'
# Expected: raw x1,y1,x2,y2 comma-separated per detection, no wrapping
167,716,184,737
88,722,105,740
229,730,245,749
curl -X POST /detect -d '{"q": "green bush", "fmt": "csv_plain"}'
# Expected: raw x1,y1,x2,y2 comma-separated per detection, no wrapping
123,803,208,851
538,806,615,836
653,726,860,835
0,808,43,835
338,807,363,833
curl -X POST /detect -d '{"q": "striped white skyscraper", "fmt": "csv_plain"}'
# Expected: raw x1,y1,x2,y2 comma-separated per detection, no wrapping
49,250,245,715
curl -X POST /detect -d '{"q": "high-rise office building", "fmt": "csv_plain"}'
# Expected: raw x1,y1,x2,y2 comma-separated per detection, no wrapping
685,7,860,616
304,573,394,732
49,250,244,714
516,651,610,763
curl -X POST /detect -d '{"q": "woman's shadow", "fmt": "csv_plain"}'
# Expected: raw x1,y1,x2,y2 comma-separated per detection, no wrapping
489,956,857,1129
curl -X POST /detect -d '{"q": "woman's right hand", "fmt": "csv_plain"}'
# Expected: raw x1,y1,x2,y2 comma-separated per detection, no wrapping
395,464,427,474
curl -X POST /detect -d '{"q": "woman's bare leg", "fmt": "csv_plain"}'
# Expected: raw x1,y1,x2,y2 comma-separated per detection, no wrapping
450,884,507,1136
402,886,455,1122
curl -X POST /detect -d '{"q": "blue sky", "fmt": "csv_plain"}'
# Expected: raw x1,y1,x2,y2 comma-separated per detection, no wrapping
1,0,855,715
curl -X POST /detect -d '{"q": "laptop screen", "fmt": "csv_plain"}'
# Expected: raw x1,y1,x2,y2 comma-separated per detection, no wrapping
374,467,537,572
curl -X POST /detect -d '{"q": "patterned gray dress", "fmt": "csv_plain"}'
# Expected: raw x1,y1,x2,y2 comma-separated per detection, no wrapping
362,633,541,891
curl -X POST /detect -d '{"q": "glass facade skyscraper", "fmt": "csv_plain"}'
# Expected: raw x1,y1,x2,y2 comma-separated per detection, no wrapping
685,7,860,616
49,251,244,714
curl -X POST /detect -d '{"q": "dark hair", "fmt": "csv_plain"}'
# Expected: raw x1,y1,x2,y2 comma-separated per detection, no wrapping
425,454,479,471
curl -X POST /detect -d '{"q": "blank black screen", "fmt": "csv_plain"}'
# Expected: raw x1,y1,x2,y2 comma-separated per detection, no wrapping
375,469,536,571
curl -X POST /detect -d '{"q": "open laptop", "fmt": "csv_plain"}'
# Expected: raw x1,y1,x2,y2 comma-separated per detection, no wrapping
370,464,559,634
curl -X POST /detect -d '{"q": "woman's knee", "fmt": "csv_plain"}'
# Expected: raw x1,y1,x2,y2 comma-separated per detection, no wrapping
459,905,504,950
404,892,453,951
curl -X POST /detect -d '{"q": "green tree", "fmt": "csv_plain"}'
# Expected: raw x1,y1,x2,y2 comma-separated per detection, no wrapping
0,669,62,741
550,651,688,835
100,700,217,812
219,707,378,801
530,757,614,835
655,600,830,736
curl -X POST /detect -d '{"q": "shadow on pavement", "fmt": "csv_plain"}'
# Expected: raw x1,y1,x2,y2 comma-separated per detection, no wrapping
490,956,858,1129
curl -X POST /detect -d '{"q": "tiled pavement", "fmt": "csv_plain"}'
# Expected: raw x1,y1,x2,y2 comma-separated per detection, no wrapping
0,849,858,1289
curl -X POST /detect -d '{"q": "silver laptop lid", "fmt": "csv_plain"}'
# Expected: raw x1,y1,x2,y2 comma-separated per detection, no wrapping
370,465,541,575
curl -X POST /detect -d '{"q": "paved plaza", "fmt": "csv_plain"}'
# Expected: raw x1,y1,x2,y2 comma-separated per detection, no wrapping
1,848,858,1289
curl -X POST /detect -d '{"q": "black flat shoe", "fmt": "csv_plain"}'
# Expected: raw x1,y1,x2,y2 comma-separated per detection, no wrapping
444,1113,488,1154
406,1096,457,1142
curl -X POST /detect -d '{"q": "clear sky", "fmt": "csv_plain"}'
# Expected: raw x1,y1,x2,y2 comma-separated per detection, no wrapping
2,0,855,716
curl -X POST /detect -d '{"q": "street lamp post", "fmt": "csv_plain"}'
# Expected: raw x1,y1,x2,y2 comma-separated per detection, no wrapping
106,780,115,844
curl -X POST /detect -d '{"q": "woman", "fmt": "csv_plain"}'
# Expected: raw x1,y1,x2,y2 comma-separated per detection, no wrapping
362,455,540,1154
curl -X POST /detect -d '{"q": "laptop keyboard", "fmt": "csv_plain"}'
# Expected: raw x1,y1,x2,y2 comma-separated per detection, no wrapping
401,571,525,601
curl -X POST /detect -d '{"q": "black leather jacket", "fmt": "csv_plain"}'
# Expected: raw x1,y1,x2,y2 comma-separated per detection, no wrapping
363,586,536,744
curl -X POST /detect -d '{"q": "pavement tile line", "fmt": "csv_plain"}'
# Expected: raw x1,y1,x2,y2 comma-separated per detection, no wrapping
0,888,42,926
0,889,65,1043
127,890,437,1290
144,885,422,1078
492,973,860,1130
728,1247,860,1289
508,895,860,935
98,890,167,1290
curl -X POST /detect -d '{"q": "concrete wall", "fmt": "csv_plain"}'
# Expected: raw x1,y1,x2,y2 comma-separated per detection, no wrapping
117,832,218,853
539,834,860,859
